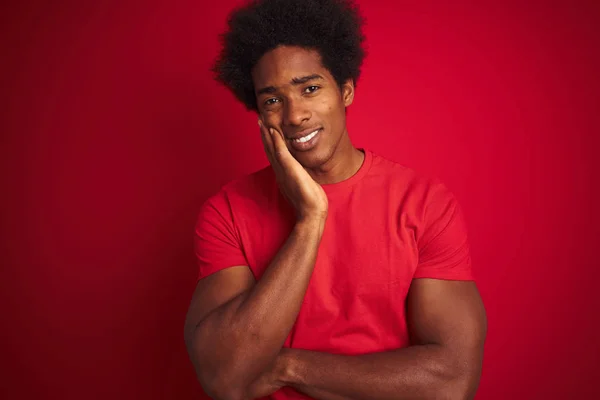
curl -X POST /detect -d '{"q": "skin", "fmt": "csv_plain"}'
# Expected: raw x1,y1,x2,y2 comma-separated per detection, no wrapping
252,45,365,185
184,45,487,400
248,279,487,400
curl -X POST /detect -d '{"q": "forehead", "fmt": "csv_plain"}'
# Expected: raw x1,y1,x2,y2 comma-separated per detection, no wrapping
251,46,332,89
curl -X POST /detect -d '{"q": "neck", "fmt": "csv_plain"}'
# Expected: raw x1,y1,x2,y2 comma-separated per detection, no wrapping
306,132,365,185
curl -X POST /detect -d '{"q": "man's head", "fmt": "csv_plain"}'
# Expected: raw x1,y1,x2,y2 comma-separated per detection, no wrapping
212,0,366,168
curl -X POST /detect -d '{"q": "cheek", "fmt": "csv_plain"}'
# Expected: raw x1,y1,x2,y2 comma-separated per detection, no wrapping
318,96,337,116
320,97,344,125
261,112,283,128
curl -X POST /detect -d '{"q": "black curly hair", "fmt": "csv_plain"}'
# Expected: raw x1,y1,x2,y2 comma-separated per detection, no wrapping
212,0,367,112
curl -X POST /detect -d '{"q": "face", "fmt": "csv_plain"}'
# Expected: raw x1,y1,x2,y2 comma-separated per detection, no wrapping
251,46,354,169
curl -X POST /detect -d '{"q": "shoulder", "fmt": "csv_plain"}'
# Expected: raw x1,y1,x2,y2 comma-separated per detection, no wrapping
200,165,276,215
367,150,454,203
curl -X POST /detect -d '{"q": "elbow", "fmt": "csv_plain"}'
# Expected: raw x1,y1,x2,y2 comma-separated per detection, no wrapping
445,386,470,400
442,371,481,400
447,387,475,400
199,375,248,400
194,356,250,400
193,356,249,400
187,327,255,400
185,326,243,400
199,375,252,400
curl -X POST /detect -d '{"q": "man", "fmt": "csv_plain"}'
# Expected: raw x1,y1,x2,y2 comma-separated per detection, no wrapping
184,0,487,399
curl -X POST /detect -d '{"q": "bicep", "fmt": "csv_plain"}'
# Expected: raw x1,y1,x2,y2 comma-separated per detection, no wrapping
184,266,256,345
407,278,487,362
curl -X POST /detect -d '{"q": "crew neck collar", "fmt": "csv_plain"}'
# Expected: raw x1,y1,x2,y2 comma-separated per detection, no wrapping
320,148,372,195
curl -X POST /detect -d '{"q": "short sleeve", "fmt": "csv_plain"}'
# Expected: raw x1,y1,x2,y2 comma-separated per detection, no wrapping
194,191,248,281
414,181,474,280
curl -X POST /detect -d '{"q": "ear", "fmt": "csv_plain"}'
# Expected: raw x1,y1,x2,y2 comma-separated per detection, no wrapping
341,78,355,107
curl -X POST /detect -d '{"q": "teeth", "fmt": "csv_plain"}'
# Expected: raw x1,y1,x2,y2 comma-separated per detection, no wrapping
294,129,319,143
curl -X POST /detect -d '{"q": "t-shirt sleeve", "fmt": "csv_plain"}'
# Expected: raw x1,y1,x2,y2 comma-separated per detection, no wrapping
414,180,474,280
194,190,248,281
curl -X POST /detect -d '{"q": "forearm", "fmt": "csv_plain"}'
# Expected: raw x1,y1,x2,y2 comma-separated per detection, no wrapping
192,218,325,398
282,345,477,400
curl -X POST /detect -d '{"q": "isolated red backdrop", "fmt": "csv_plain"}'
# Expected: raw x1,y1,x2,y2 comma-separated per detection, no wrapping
1,1,599,399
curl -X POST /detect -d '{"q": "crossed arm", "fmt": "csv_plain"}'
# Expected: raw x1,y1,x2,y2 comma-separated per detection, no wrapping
250,278,486,400
184,252,486,400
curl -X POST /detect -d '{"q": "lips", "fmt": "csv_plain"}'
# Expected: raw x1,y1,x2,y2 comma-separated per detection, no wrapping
288,128,321,152
286,127,322,140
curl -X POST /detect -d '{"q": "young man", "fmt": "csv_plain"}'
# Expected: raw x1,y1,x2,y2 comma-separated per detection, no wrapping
184,1,487,399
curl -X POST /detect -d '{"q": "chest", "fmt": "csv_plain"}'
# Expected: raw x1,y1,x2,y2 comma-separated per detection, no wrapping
238,194,418,352
242,194,418,279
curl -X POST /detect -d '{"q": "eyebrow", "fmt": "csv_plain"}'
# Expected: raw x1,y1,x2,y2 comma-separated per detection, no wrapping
256,74,324,96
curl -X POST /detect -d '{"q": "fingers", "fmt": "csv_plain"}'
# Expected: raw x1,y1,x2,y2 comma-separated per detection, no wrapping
269,126,290,162
258,119,296,171
259,119,275,166
267,126,297,171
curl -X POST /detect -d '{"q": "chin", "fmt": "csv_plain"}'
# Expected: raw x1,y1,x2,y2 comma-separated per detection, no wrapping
294,146,333,169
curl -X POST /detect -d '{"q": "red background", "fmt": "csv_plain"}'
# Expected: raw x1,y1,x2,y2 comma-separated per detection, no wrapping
2,1,599,398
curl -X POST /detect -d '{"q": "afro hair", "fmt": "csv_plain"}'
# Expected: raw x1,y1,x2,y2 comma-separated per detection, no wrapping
212,0,367,112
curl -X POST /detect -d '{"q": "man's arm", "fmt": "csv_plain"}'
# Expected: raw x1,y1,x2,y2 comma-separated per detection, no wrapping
184,121,329,400
263,279,486,400
184,217,324,400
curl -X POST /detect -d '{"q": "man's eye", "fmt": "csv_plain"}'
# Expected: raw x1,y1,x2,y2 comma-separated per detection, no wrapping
305,86,320,93
265,98,279,106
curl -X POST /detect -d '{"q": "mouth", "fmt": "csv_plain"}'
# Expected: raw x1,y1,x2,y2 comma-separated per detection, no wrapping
289,129,320,143
288,128,322,152
286,126,322,140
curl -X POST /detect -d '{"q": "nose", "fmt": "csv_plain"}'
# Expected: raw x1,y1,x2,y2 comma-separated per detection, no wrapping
282,97,311,126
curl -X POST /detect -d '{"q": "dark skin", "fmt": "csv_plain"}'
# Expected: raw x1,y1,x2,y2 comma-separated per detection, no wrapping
251,45,364,184
184,45,487,400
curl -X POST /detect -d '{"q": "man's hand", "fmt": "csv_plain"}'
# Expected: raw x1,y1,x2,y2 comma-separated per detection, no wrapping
259,119,328,223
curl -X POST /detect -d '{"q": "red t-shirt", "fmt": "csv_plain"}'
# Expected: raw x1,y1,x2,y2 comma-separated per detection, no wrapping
194,148,473,399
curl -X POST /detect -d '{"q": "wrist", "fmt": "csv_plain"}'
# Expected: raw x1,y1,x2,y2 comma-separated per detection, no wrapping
277,348,302,386
295,214,326,235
